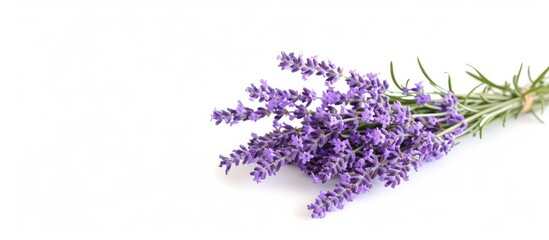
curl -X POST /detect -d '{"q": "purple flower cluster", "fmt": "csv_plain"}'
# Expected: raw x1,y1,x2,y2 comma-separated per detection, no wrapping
278,52,343,84
211,79,317,125
212,52,467,218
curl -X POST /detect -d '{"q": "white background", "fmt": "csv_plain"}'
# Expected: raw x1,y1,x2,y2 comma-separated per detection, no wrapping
1,2,548,239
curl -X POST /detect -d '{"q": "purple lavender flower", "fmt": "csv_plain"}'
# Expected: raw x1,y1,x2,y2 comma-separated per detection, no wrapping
300,152,313,164
415,94,432,105
360,109,373,122
330,138,347,153
214,52,467,218
278,51,343,85
290,135,303,149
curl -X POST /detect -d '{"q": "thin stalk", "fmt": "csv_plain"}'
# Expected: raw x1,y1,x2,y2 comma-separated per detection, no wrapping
436,98,521,138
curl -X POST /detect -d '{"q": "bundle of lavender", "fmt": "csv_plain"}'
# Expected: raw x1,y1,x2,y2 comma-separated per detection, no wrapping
212,52,549,218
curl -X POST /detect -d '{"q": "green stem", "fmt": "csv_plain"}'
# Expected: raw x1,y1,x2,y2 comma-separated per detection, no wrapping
436,98,521,138
412,112,450,118
438,92,549,139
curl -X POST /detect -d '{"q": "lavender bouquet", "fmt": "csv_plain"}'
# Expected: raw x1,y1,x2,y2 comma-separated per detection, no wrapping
212,52,549,218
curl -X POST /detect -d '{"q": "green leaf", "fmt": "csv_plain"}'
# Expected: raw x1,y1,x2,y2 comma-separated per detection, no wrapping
514,104,521,119
464,82,485,105
417,58,446,92
527,65,549,94
530,109,545,124
516,63,523,81
390,62,403,91
537,91,546,114
528,65,533,82
466,64,507,91
525,85,547,95
446,72,454,93
502,109,511,127
512,64,523,96
505,82,512,92
482,85,490,94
